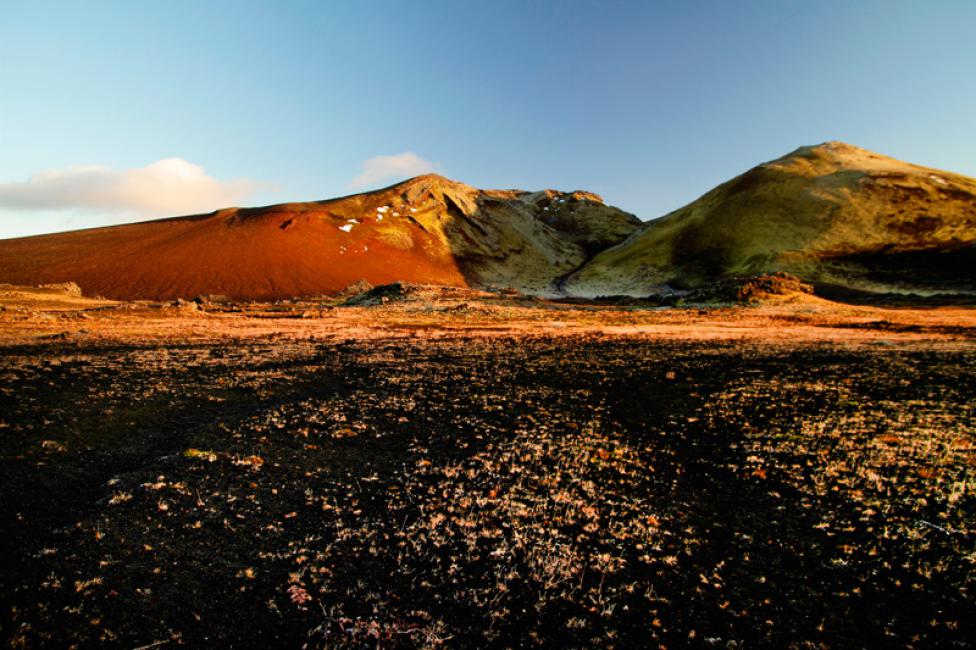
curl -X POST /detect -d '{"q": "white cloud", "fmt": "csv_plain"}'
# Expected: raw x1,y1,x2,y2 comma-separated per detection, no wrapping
0,158,263,218
348,152,438,190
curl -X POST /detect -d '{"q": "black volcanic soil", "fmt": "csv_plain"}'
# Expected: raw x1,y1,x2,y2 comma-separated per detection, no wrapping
1,336,974,648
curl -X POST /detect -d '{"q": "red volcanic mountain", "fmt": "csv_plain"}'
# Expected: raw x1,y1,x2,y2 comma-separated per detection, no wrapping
0,175,639,301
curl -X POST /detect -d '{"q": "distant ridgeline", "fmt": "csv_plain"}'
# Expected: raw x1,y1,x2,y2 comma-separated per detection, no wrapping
0,143,974,302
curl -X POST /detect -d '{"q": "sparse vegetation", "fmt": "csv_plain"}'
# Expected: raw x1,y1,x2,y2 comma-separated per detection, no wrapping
1,320,974,647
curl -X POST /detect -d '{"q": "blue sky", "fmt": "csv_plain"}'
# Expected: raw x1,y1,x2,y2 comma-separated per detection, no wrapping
1,0,974,239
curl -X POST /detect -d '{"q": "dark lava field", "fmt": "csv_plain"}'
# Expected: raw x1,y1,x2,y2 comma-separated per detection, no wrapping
1,336,974,648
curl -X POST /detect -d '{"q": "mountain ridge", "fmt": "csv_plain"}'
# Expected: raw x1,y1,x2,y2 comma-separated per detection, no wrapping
1,142,973,301
0,173,640,300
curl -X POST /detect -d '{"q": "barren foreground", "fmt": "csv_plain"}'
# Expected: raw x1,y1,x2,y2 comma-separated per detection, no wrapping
1,289,975,647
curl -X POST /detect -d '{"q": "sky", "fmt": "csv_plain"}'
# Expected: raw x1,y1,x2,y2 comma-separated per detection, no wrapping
1,0,974,239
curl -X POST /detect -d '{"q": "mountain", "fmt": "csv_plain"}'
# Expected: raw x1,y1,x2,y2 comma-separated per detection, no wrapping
565,142,976,298
3,144,974,303
0,175,639,301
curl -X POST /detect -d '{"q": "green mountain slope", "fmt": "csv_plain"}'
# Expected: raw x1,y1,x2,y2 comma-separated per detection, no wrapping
565,142,976,297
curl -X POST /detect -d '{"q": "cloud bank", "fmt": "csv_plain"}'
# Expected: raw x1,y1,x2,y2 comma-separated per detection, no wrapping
0,158,262,217
348,152,438,190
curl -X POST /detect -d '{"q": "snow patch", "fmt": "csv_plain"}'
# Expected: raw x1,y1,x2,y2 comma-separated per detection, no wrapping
930,175,949,185
339,224,354,232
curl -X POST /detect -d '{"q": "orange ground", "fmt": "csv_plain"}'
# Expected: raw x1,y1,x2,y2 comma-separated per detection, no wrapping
0,204,469,301
2,285,975,349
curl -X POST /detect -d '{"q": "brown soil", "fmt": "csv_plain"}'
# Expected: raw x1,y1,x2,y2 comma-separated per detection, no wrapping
1,287,974,647
2,282,976,348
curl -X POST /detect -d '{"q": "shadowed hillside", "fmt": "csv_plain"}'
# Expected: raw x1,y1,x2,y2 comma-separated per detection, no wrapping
0,175,639,301
565,142,976,298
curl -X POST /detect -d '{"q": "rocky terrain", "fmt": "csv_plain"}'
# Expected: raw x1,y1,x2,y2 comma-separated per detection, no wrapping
0,285,974,648
1,142,975,648
4,280,976,347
